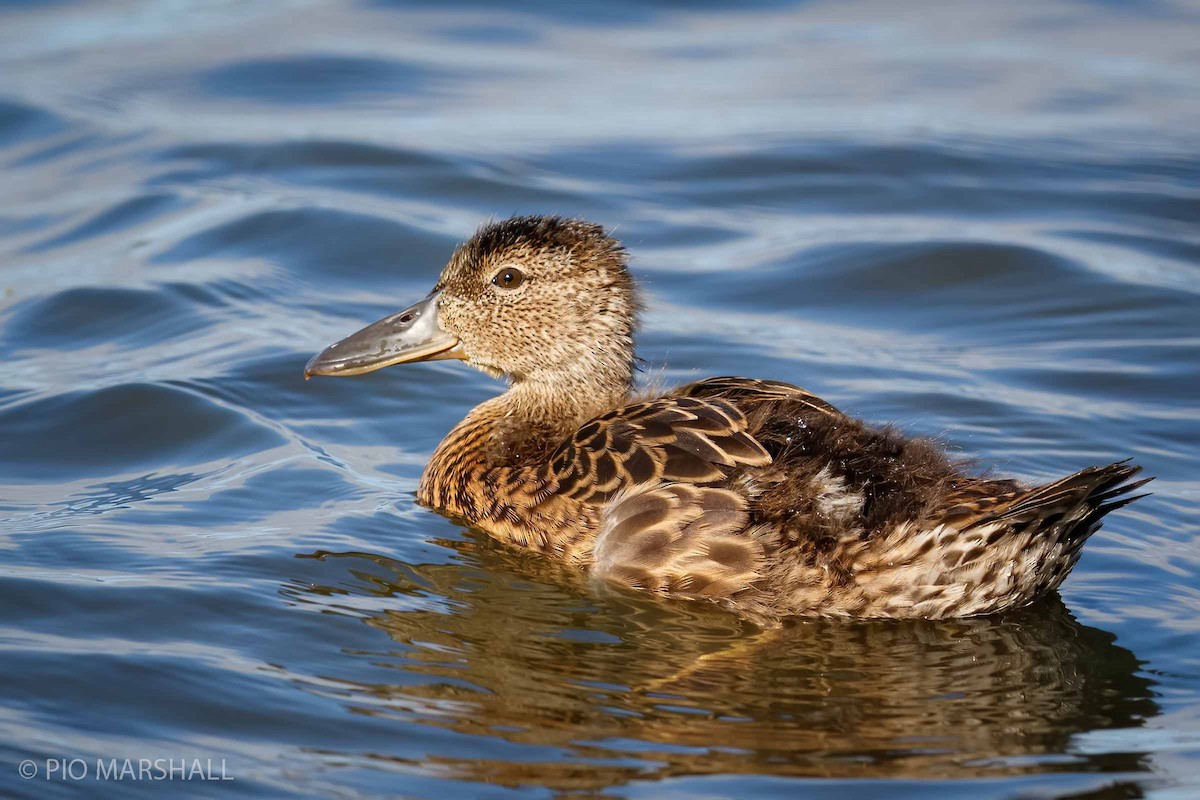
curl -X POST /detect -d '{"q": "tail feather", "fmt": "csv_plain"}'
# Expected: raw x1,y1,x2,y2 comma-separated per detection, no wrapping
1091,475,1154,510
1068,462,1151,530
992,461,1147,522
892,462,1151,617
964,461,1152,607
965,461,1150,560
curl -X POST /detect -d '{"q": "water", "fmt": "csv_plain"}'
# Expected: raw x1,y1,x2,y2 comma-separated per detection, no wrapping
1,1,1198,797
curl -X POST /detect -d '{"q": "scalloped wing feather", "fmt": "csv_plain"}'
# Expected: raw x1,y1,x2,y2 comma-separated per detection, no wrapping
674,376,841,417
538,394,771,506
591,484,764,600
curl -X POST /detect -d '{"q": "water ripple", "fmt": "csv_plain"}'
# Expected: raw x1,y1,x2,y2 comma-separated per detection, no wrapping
0,382,284,482
194,54,455,106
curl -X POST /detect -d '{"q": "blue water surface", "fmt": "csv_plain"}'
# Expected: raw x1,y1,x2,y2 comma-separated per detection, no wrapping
1,1,1198,798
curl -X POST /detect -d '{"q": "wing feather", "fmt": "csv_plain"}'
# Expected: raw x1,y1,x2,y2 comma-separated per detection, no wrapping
592,484,764,599
539,394,771,505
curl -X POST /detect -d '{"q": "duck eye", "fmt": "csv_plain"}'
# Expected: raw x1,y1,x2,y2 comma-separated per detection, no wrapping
492,267,525,290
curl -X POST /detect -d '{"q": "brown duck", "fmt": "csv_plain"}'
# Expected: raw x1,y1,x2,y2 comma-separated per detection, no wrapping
306,215,1149,622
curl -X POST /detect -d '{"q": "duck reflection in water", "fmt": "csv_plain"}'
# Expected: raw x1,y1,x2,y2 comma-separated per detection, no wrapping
289,536,1157,793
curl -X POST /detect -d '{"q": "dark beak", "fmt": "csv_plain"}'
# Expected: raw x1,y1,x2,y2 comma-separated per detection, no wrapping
304,291,463,378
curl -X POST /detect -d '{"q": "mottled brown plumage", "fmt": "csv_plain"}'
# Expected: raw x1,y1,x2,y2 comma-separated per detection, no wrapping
307,215,1150,622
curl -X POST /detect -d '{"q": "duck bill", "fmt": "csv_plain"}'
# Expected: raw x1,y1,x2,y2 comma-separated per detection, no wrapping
304,291,463,378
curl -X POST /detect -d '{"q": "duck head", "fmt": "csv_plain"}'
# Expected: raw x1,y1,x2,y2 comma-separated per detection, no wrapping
306,216,639,401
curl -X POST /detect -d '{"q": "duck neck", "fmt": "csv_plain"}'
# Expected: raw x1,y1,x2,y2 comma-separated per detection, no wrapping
417,370,632,519
503,371,633,442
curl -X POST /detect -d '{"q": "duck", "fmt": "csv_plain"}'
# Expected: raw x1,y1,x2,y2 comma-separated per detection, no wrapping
305,215,1149,622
